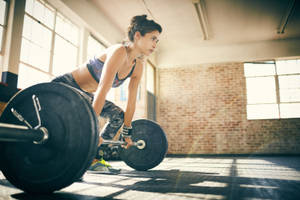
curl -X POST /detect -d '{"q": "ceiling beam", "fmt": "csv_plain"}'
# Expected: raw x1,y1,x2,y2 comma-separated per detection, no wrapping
192,0,209,40
277,0,296,34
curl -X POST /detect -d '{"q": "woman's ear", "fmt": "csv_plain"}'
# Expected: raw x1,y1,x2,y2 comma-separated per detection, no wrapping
134,31,141,41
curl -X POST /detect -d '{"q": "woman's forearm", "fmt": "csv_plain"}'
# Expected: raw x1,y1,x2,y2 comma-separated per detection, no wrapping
92,88,107,116
124,102,136,127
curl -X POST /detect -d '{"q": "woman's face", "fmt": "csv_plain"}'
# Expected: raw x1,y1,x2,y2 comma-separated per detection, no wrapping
136,30,160,56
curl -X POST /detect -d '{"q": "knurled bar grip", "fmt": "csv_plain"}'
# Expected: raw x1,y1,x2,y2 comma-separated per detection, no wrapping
102,139,128,146
102,139,141,146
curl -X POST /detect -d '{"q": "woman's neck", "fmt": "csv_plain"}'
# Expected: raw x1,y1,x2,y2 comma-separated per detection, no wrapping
125,42,143,63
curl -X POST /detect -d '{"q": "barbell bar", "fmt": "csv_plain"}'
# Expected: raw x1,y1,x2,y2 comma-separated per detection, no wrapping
0,121,144,148
0,122,45,143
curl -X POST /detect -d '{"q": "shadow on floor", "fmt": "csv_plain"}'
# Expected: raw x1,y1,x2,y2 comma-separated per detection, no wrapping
11,193,114,200
98,159,300,200
2,157,300,200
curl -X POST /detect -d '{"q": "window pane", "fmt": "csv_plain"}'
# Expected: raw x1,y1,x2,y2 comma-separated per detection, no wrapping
276,60,300,75
23,15,33,40
55,14,64,36
55,13,79,46
69,24,79,45
32,18,52,50
31,42,50,71
106,89,115,102
20,38,50,72
147,63,155,94
279,75,300,89
18,63,51,89
247,104,279,119
280,89,300,102
279,75,300,102
43,4,55,29
280,103,300,118
0,0,6,25
33,0,44,23
25,0,34,16
246,77,277,104
87,35,105,59
63,20,71,39
26,0,55,29
23,15,52,50
120,80,129,101
244,63,275,77
52,35,77,76
20,38,30,63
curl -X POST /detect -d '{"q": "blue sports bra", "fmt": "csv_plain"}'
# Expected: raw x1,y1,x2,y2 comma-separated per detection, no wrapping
87,57,136,88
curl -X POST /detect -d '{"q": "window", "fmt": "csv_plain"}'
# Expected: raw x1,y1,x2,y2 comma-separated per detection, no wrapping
87,35,105,60
18,0,79,88
120,79,129,101
119,78,141,102
86,35,115,101
244,59,300,119
0,0,8,53
146,62,155,94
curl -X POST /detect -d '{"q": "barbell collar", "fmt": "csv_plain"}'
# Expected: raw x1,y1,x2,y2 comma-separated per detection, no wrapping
0,122,46,143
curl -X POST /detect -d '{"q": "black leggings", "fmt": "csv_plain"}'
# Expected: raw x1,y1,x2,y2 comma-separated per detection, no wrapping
51,73,124,140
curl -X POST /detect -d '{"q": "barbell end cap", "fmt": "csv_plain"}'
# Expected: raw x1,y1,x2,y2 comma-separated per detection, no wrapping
135,140,146,150
33,127,49,144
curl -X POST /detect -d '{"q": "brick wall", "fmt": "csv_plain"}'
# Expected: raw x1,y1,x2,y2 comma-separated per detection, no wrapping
157,63,300,155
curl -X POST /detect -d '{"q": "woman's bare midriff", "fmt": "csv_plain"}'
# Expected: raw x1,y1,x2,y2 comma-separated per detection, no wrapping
71,67,98,93
71,53,107,93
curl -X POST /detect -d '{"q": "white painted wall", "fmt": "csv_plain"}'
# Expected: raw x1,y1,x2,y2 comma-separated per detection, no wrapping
157,38,300,67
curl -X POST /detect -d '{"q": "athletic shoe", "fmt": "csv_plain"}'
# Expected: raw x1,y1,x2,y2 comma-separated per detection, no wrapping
88,159,121,174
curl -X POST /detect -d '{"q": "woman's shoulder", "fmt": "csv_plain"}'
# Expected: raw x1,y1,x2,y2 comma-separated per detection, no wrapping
104,44,127,59
107,44,127,53
96,44,125,61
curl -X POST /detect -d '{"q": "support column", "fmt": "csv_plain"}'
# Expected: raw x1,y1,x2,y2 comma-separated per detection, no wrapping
79,28,89,64
1,0,25,88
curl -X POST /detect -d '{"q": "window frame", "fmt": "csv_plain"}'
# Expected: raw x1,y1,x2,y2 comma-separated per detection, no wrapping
244,59,300,120
0,0,9,54
18,0,80,88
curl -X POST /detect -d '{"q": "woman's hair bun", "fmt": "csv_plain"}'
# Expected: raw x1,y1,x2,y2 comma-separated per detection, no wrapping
131,15,147,26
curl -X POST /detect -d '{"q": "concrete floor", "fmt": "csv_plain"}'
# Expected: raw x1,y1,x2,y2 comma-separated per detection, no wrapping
1,156,300,200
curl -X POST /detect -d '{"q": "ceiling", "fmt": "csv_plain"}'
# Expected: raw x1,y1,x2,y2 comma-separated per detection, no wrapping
90,0,300,67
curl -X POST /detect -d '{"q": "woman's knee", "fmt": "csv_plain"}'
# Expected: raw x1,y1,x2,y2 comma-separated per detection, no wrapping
110,109,124,128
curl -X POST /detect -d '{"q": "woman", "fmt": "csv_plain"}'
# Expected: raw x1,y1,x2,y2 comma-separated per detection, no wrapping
52,15,162,172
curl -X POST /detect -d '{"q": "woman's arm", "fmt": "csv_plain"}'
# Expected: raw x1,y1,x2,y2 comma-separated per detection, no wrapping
123,59,144,127
92,46,127,116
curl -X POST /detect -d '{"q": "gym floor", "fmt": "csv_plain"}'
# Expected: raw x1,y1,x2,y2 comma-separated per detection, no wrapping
1,156,300,200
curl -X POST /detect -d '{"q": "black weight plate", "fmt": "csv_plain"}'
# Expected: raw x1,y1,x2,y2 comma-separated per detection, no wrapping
0,82,98,193
62,83,100,181
120,119,168,171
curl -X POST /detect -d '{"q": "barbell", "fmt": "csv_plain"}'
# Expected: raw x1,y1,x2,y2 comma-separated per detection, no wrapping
0,82,168,194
